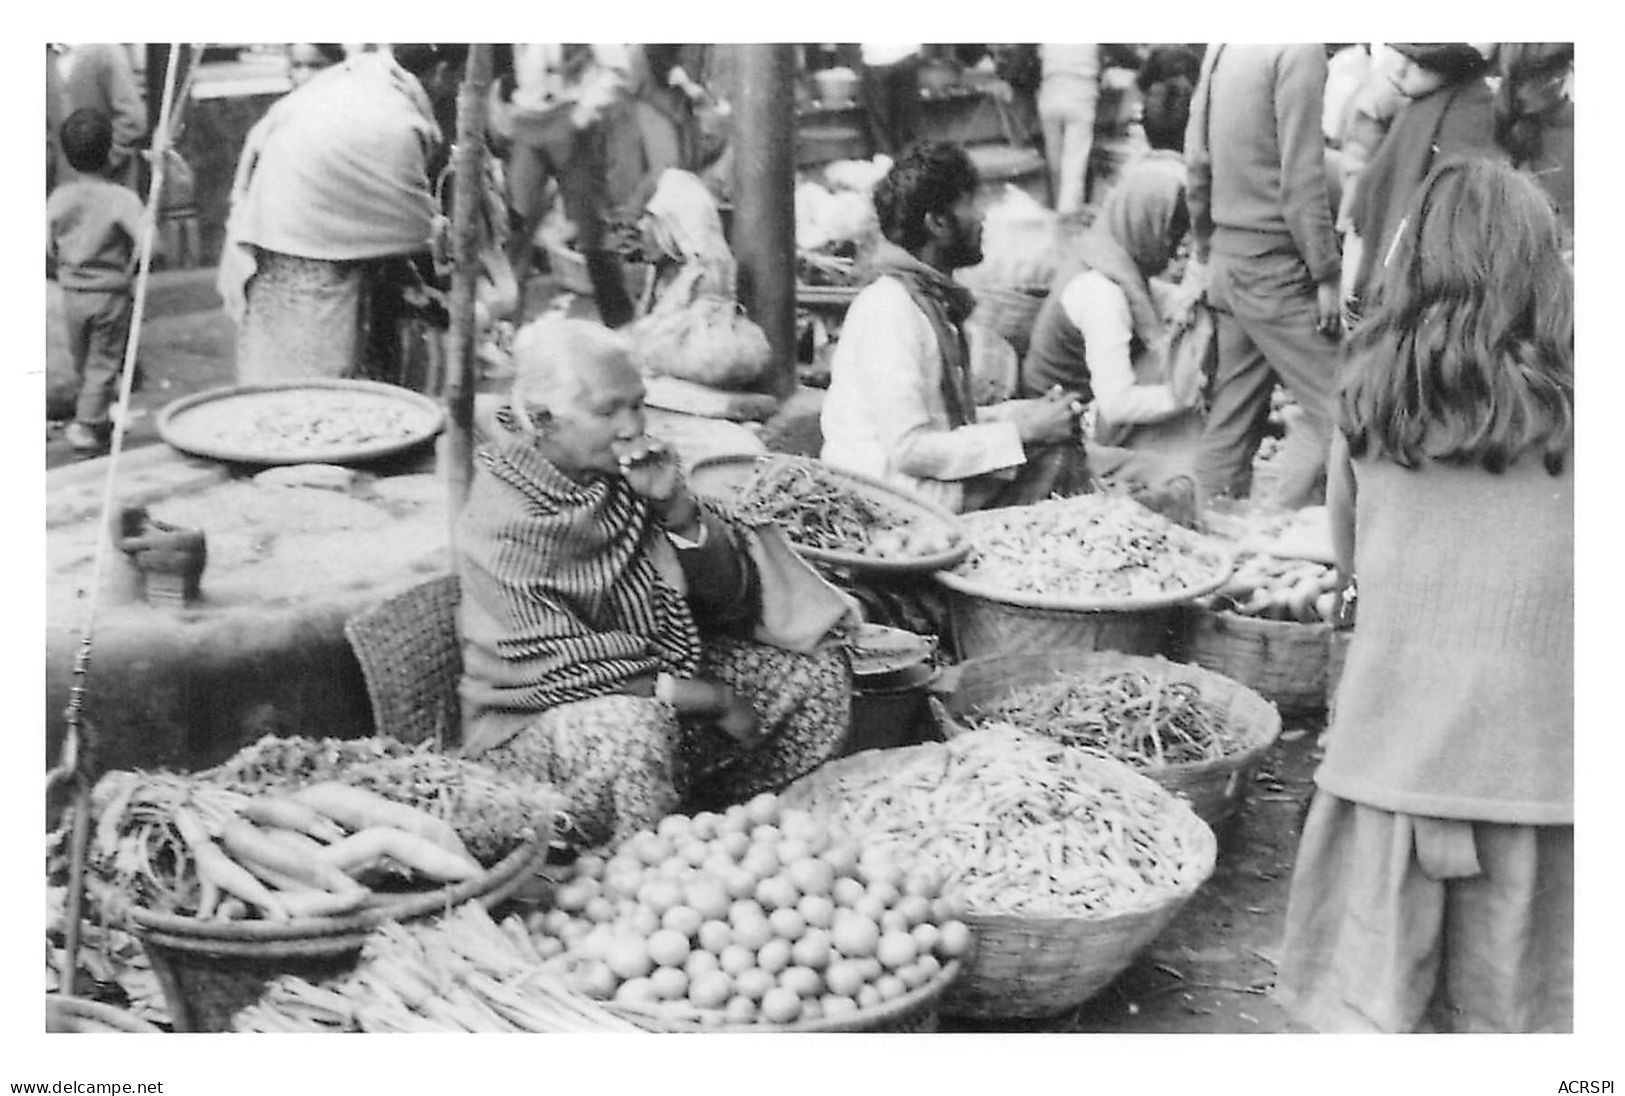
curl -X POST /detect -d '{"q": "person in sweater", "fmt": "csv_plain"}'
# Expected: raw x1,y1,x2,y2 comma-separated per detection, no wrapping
1037,45,1102,215
1277,159,1573,1033
457,318,856,846
47,109,145,454
1342,43,1501,317
819,141,1087,516
1184,43,1342,509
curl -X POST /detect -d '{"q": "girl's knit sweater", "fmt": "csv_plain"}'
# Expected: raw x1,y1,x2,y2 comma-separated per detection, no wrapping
1316,431,1573,825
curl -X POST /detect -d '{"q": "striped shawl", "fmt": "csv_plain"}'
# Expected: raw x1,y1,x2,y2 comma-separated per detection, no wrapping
456,428,702,755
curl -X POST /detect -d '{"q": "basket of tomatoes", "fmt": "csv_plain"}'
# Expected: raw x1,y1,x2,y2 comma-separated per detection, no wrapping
524,793,970,1032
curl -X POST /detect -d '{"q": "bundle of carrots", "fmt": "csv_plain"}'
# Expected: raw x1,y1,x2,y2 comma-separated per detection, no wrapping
232,903,647,1032
199,736,563,864
90,773,488,922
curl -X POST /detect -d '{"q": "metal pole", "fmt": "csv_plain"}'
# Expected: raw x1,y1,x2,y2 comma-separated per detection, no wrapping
730,44,798,400
444,44,493,527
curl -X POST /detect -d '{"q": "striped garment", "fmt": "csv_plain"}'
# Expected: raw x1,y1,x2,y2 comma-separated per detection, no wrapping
456,426,705,755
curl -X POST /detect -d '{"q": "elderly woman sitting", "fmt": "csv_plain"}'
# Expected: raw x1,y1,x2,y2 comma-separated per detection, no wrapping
455,318,855,846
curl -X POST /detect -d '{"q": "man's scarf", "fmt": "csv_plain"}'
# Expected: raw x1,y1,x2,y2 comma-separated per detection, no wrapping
870,241,979,427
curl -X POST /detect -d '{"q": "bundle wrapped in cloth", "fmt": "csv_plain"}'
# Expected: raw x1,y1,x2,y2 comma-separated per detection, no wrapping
628,265,774,391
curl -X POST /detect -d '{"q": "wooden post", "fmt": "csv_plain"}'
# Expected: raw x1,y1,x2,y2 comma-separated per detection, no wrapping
443,44,492,528
730,44,799,400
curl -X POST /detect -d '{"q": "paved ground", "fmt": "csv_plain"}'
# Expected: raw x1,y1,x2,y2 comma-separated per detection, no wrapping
43,264,1321,1034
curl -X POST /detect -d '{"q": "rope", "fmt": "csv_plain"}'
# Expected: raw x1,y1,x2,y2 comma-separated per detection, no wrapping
55,42,190,999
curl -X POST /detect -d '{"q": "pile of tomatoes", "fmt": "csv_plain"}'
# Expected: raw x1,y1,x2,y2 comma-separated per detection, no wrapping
526,793,971,1027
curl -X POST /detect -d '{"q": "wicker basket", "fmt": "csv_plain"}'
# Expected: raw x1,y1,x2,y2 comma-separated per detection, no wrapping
932,649,1283,828
942,589,1181,662
344,573,462,746
606,959,961,1033
966,284,1047,358
46,995,163,1033
783,743,1215,1020
128,837,548,1031
935,539,1233,661
1176,606,1332,714
946,899,1194,1019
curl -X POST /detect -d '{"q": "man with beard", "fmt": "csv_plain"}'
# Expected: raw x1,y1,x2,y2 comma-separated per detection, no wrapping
819,142,1087,515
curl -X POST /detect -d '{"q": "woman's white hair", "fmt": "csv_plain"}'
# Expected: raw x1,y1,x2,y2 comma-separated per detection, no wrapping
508,316,639,430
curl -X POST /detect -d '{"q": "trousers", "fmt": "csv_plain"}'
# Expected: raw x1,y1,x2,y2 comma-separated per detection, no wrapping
1196,248,1340,509
505,106,634,327
61,286,132,427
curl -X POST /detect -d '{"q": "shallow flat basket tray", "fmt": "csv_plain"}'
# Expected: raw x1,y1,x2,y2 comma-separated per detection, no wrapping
934,649,1283,828
606,959,962,1033
1177,605,1332,714
126,836,547,1031
156,378,445,466
782,742,1217,1020
687,453,971,575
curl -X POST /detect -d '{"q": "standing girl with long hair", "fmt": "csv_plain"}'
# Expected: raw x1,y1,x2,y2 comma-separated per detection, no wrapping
1276,156,1573,1033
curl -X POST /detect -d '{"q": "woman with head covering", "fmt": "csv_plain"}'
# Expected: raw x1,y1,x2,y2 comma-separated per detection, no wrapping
1342,43,1504,317
217,45,465,386
456,318,857,847
1019,151,1207,493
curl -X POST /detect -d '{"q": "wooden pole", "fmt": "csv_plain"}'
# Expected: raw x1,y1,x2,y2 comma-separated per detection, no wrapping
730,44,799,401
444,44,493,527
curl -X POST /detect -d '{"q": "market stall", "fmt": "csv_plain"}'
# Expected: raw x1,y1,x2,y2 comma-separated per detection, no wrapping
48,43,1368,1040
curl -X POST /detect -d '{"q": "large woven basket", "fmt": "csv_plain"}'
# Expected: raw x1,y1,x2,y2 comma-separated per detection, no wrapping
941,589,1181,662
343,573,462,747
1176,606,1332,714
935,535,1233,662
46,995,163,1033
127,837,548,1031
932,650,1283,828
783,743,1216,1020
605,959,961,1033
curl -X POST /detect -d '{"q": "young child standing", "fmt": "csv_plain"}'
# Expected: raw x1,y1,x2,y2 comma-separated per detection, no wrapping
47,108,145,454
1277,157,1573,1033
